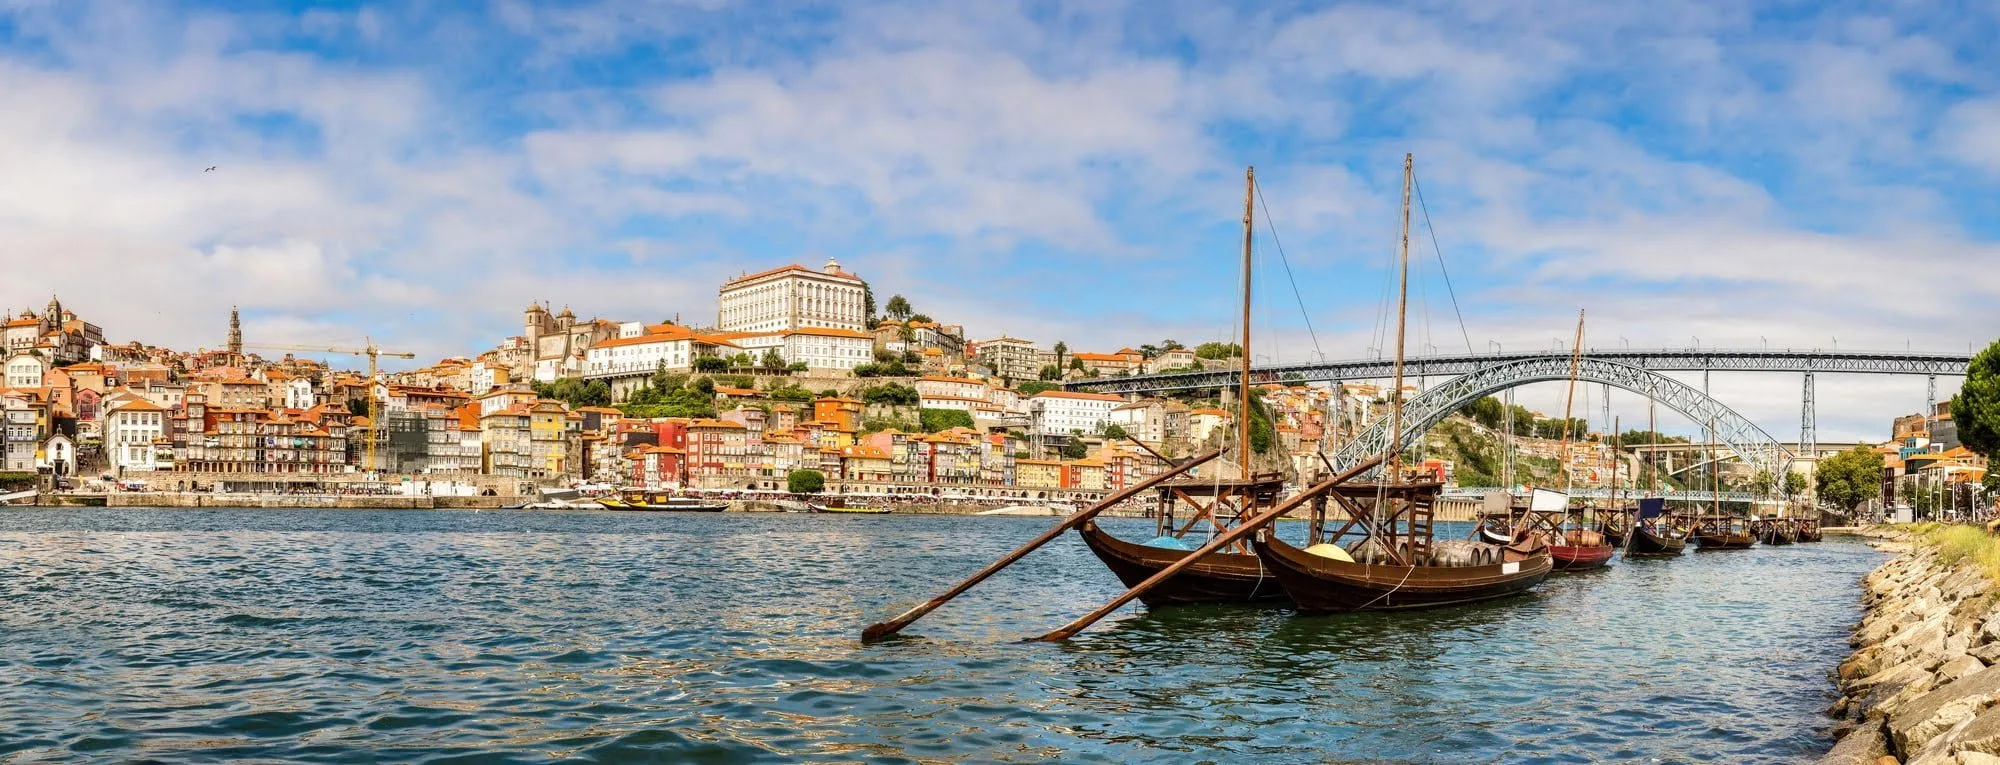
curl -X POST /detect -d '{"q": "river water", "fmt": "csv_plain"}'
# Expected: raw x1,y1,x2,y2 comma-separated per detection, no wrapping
0,509,1884,763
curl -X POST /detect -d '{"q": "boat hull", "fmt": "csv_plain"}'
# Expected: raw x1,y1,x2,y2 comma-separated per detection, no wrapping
1756,527,1795,546
609,503,727,512
1550,543,1616,571
1251,536,1552,613
1695,532,1755,550
1625,527,1687,556
1076,521,1285,607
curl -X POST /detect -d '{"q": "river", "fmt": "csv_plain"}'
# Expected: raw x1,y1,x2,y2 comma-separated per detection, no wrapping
0,509,1884,763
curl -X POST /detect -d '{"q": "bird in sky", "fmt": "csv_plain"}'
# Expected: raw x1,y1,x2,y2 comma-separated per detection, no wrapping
204,166,216,172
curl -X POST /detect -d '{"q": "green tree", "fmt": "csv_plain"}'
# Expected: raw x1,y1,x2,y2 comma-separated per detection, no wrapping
786,362,809,372
920,408,974,432
787,469,825,494
908,313,933,324
1068,357,1085,372
858,383,919,406
1017,381,1059,395
1052,341,1068,371
693,355,728,372
759,349,787,372
1060,439,1088,459
1038,364,1060,380
1194,341,1243,360
1955,339,2000,460
1750,469,1775,497
1816,445,1885,514
1102,423,1130,440
862,282,877,324
885,295,913,321
1458,396,1504,430
1783,470,1808,497
768,384,814,403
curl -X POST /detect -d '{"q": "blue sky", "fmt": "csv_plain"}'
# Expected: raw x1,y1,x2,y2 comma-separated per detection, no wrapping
2,0,1997,441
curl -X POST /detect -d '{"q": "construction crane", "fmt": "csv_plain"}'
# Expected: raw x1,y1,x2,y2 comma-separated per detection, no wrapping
241,338,417,475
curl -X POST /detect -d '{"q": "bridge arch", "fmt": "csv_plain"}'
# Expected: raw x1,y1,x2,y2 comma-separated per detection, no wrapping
1328,357,1794,483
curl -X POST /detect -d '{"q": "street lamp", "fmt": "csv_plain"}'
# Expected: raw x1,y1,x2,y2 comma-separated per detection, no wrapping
1488,340,1502,355
1690,336,1699,350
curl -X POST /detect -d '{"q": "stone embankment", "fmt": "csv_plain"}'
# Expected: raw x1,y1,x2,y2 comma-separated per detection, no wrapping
1823,529,2000,764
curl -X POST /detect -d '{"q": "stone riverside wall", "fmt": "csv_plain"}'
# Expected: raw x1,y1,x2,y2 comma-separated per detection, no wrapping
1822,530,2000,764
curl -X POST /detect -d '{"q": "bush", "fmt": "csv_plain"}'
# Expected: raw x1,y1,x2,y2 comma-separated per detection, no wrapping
920,408,974,432
1925,525,2000,582
1016,381,1060,395
859,383,919,407
788,469,825,494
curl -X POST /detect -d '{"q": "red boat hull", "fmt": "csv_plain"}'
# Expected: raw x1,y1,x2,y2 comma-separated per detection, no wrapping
1549,543,1616,571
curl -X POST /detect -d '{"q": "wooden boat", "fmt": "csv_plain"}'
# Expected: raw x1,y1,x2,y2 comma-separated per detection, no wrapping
1753,517,1795,546
1074,168,1292,607
1478,488,1614,572
1796,517,1823,542
1694,515,1756,550
1254,481,1553,613
1078,518,1287,606
1623,498,1687,557
1249,155,1554,613
1595,509,1632,549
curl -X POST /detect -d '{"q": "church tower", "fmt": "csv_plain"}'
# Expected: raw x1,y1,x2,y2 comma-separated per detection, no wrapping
228,306,243,356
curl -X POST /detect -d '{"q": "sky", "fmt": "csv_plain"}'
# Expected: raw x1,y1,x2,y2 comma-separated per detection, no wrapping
2,0,1997,443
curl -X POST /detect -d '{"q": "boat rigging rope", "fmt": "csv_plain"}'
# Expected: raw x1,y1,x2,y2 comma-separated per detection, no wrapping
1252,177,1324,361
1412,174,1476,355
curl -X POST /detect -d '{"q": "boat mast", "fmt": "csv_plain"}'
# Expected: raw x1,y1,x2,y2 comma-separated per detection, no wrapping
1389,154,1414,549
1389,154,1412,480
1555,310,1586,529
1239,166,1255,485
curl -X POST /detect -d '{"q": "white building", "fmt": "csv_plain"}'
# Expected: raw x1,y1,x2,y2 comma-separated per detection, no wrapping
4,353,46,389
1027,391,1125,436
583,326,742,400
717,258,868,333
105,398,166,474
726,328,873,371
281,378,316,410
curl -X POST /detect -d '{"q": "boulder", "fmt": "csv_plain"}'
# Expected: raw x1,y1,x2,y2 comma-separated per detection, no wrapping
1817,721,1889,764
1891,665,2000,754
1944,704,2000,758
1945,656,1991,684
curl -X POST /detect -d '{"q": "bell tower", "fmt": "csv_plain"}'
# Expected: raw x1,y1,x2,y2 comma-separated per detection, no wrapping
228,306,243,356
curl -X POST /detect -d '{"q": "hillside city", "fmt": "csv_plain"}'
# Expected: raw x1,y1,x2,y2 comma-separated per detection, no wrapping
0,258,1980,509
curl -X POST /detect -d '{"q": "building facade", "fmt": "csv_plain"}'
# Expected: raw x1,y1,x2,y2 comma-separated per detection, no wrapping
717,259,868,333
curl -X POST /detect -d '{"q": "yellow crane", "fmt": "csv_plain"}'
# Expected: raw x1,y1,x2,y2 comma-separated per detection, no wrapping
241,338,416,474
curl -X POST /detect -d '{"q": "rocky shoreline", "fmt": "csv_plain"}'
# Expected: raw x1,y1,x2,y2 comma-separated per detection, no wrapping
1823,528,2000,764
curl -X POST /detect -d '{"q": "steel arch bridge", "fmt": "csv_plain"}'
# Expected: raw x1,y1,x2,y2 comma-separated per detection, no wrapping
1325,357,1793,480
1066,348,1972,396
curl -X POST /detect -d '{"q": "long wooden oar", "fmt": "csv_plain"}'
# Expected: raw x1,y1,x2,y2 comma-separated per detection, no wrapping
1029,450,1391,642
860,448,1225,642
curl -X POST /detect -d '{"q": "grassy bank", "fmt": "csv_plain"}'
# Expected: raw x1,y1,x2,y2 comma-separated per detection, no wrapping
1908,522,2000,581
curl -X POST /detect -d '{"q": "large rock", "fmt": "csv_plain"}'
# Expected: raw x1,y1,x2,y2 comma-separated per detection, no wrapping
1818,722,1890,764
1945,656,1991,684
1891,665,2000,754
